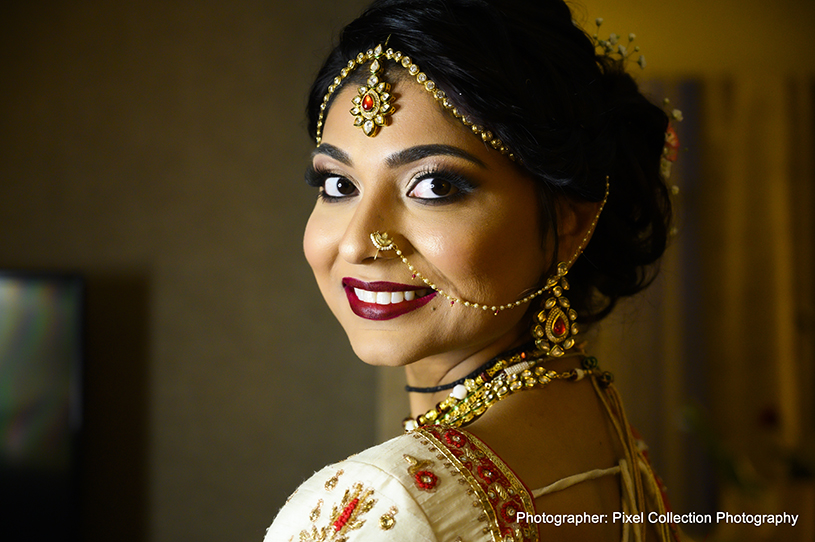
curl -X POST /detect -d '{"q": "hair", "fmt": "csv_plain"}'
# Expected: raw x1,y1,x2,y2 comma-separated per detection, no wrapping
306,0,672,323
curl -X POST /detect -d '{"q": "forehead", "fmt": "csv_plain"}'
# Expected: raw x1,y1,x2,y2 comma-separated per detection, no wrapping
320,78,488,162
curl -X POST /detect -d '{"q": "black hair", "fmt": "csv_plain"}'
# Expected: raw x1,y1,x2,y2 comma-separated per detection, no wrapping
307,0,672,323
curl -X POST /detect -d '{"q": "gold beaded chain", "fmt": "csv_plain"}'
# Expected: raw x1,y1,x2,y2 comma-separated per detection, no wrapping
370,178,609,317
315,44,515,160
403,355,613,431
371,231,551,315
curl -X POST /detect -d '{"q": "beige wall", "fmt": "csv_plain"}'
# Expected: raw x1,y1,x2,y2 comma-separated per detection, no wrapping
1,2,374,541
576,0,815,76
1,1,813,541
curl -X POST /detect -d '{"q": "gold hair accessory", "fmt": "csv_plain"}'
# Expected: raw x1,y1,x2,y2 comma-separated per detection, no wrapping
369,177,609,322
315,44,515,160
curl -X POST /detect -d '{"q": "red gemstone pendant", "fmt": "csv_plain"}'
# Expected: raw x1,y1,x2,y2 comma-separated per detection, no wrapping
350,49,394,137
553,317,567,337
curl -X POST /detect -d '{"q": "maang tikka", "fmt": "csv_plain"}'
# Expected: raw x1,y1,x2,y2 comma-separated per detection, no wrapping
315,43,515,160
349,48,394,137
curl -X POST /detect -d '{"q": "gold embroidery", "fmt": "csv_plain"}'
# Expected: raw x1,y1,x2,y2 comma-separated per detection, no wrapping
300,526,320,542
331,483,376,533
309,500,323,522
416,427,539,542
299,481,377,542
403,454,441,491
324,469,344,491
379,506,398,530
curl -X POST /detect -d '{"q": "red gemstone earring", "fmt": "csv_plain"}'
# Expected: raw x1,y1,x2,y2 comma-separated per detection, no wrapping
530,262,579,357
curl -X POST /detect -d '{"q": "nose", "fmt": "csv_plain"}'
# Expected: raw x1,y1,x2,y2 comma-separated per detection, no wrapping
338,197,399,264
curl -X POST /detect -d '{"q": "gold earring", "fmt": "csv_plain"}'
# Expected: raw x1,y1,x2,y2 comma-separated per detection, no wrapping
530,176,610,356
530,263,578,357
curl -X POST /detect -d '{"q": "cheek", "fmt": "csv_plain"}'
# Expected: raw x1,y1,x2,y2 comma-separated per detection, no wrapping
427,205,547,298
303,211,336,280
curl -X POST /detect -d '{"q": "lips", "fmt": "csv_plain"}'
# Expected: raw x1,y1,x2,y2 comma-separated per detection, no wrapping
343,277,436,320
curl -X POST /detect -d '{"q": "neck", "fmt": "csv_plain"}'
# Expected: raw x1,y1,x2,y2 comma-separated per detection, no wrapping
405,325,530,417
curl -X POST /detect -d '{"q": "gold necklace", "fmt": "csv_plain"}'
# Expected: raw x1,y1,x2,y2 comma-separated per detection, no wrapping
403,355,611,431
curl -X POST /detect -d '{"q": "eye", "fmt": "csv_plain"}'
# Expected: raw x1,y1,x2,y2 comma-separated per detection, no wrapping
323,175,358,198
408,176,458,199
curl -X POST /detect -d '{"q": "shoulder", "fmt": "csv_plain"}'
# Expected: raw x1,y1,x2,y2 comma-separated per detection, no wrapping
263,431,454,542
264,427,538,541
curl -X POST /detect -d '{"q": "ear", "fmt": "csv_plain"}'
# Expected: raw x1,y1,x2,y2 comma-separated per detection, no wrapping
554,196,604,266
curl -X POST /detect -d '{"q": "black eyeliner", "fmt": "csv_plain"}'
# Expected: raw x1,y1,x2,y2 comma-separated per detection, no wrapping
304,164,325,188
408,166,478,205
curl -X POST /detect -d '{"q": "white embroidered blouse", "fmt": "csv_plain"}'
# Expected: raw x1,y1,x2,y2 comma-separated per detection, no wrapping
265,425,678,542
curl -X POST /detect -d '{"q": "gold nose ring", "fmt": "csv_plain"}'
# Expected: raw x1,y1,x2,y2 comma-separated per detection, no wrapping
370,231,395,260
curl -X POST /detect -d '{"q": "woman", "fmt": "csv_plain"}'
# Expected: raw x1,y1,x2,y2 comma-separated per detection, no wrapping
267,0,676,540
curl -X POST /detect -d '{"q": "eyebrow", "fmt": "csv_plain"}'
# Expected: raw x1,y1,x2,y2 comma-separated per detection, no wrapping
385,144,486,169
311,143,352,165
312,143,487,169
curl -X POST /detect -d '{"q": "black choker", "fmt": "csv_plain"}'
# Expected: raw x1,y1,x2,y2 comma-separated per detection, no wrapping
404,344,535,394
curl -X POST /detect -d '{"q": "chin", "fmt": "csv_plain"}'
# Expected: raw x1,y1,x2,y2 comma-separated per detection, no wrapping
346,333,416,367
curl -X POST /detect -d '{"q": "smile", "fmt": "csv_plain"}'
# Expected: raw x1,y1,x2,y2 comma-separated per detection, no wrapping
352,287,431,305
343,278,436,320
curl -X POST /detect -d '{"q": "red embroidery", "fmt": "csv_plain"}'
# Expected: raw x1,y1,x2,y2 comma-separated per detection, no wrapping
332,497,359,532
501,498,523,523
299,482,376,542
478,465,499,484
444,430,466,448
420,426,537,541
414,470,438,490
403,454,441,492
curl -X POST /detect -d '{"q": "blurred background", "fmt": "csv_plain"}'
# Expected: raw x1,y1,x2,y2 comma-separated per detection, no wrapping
1,1,813,541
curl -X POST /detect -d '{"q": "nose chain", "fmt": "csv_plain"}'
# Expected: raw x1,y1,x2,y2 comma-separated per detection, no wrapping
369,177,609,316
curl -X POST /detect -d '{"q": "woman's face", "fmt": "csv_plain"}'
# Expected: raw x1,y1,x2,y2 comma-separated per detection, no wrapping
303,77,550,367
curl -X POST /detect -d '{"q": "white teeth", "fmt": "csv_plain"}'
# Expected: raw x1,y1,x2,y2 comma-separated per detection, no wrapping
354,288,376,303
353,287,426,305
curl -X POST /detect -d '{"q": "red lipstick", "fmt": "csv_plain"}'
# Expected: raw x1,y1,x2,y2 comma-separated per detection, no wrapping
343,277,436,320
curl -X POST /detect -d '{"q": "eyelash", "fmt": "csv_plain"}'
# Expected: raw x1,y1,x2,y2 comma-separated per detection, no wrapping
304,165,354,203
408,167,476,205
304,165,477,204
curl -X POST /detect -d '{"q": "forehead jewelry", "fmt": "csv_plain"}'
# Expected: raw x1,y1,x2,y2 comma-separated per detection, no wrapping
368,176,610,323
315,44,515,160
349,48,394,137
